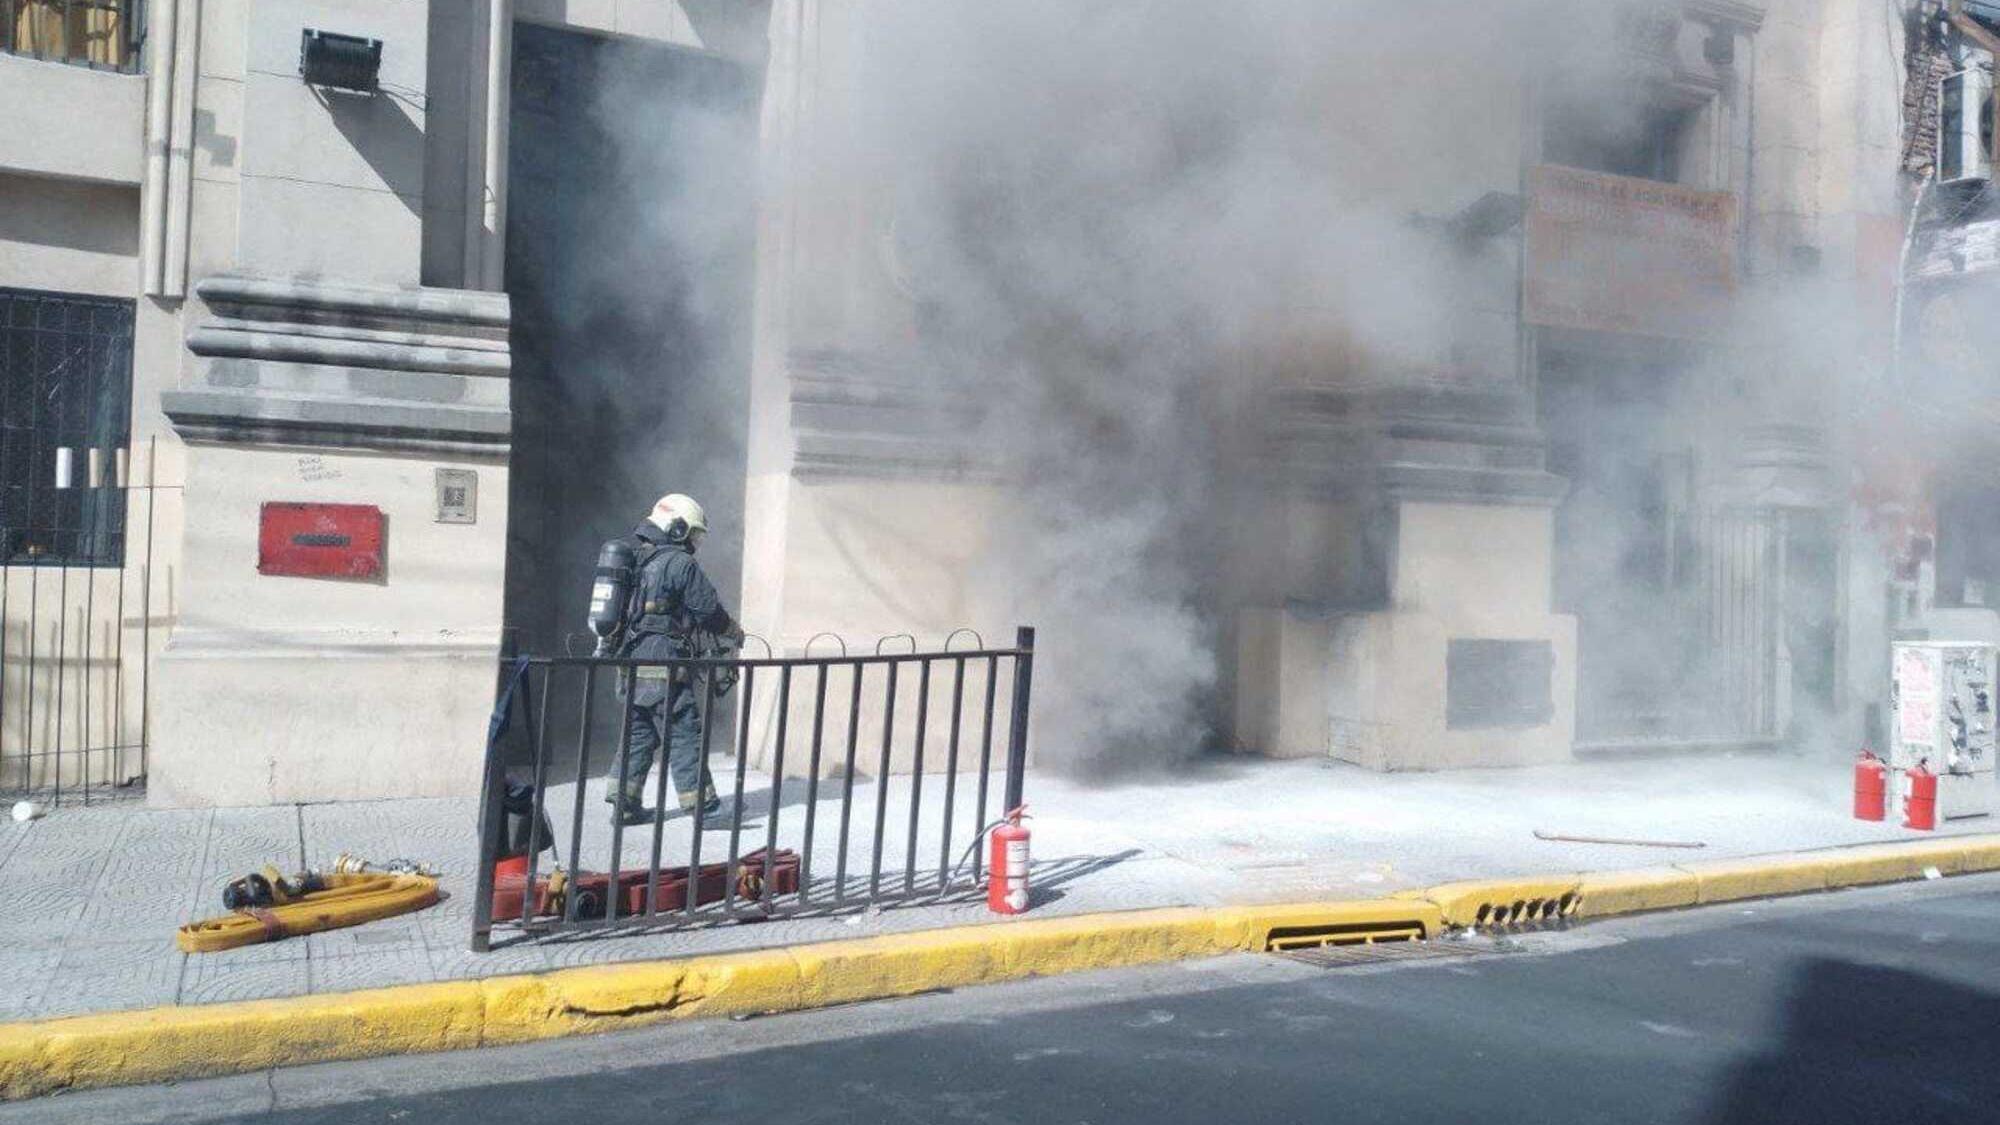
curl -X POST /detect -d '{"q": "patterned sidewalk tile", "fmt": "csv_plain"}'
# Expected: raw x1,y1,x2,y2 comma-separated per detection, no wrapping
425,939,549,981
308,948,437,994
0,942,66,1022
0,885,91,944
39,938,183,1018
179,947,312,1006
305,918,426,961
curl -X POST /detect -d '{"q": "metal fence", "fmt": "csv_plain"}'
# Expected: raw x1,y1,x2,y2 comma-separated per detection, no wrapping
1,0,144,72
470,628,1035,951
0,436,169,801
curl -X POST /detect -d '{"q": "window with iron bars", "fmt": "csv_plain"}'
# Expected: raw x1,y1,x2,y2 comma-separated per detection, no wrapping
0,0,145,73
0,287,134,567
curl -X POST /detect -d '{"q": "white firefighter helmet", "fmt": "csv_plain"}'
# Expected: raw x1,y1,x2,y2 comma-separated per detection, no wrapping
648,493,708,543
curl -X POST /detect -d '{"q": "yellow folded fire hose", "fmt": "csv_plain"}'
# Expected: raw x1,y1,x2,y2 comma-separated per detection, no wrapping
176,870,441,953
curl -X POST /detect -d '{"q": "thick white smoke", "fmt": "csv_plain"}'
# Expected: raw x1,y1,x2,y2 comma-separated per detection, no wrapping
556,0,1921,773
834,0,1610,770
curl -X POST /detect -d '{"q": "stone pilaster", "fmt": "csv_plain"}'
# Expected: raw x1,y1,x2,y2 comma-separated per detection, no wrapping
150,274,510,806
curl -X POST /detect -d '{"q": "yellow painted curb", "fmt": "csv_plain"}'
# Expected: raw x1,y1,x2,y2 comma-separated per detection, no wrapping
1817,840,1967,889
792,907,1239,1011
5,835,1999,1100
0,905,1245,1100
1958,835,2000,873
1675,853,1829,904
478,946,801,1046
1416,877,1584,928
1574,866,1699,918
1230,899,1444,950
0,981,483,1100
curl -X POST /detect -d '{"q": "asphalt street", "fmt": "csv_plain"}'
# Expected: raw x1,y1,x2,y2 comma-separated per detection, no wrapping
10,874,2000,1125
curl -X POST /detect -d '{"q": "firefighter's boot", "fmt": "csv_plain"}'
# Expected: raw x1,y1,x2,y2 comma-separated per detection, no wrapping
605,787,656,827
678,783,731,825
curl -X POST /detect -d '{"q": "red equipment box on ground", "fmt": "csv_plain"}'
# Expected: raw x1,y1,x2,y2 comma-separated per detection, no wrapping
257,502,385,579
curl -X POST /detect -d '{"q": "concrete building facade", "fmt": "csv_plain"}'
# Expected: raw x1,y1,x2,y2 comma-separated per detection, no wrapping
0,1,1967,807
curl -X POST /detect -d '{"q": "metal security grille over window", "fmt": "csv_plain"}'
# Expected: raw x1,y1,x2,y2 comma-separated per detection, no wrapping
0,0,145,72
1,286,135,564
471,629,1036,951
0,287,134,568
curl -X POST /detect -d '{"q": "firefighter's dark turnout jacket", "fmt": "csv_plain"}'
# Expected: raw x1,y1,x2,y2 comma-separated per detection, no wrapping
617,521,736,706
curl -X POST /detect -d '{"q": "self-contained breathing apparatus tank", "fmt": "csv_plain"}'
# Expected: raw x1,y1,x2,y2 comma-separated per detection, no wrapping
587,538,637,657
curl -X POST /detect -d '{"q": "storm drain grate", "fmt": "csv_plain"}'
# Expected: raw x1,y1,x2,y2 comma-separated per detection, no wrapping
1280,940,1497,970
1264,921,1432,951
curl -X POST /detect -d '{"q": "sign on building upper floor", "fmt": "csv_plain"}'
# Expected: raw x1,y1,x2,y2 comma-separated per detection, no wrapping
1524,164,1737,340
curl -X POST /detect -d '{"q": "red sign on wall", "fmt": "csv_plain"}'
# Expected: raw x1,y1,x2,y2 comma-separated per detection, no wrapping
257,503,385,579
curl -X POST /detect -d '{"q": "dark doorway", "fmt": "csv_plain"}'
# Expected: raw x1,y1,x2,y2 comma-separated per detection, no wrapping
503,22,759,663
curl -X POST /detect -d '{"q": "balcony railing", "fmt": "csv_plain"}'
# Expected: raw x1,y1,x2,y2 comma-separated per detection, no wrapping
1,0,143,74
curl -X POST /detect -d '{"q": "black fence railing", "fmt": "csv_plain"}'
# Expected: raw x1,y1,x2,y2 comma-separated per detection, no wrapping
1,435,168,801
470,627,1035,951
1,1,145,73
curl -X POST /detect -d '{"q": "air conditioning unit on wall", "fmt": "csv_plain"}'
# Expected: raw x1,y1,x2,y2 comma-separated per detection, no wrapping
1940,67,1994,184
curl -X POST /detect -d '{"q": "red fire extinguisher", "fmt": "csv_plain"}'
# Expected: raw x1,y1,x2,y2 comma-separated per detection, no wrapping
1853,749,1887,821
1904,760,1939,832
987,806,1031,915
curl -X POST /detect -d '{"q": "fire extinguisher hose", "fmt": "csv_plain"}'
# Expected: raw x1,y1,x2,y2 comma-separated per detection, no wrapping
949,805,1029,884
177,872,441,953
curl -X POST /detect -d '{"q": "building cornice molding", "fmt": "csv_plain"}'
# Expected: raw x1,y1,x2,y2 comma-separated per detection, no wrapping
786,347,994,483
160,388,511,458
1377,464,1571,509
1683,0,1766,33
169,273,513,458
194,274,511,332
1258,379,1566,507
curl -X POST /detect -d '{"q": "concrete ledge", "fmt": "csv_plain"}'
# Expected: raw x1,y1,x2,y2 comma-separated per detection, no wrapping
0,56,144,185
6,835,1999,1100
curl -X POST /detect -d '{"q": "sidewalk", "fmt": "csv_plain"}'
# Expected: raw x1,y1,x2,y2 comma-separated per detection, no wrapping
0,750,1975,1024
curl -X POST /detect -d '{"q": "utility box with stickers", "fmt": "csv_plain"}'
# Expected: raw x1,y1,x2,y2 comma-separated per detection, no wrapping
1889,642,1999,821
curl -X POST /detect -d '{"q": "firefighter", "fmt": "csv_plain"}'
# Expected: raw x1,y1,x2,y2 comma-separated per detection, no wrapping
599,493,743,826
